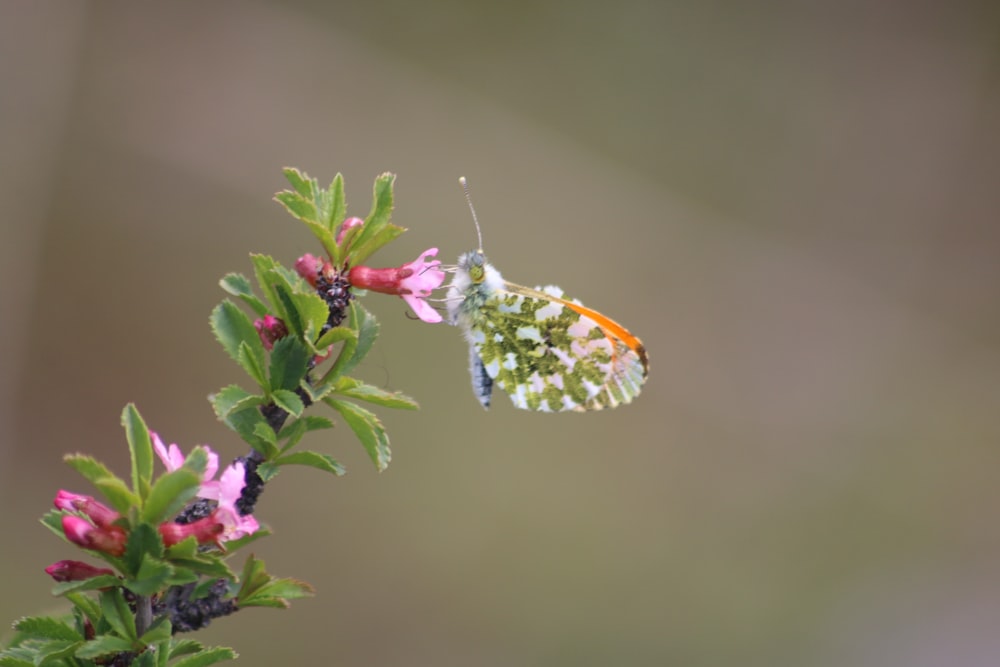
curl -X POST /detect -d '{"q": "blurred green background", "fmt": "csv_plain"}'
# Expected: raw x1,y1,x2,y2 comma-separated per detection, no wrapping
2,1,998,665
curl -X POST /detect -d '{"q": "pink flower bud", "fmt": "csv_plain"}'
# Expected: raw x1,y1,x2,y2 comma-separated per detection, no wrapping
336,217,365,245
159,516,225,548
54,491,120,529
253,315,288,351
295,253,324,287
44,560,115,583
61,516,127,556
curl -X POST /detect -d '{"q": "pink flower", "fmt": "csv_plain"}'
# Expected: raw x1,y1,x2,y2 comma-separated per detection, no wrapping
152,432,220,497
347,248,446,323
45,560,115,583
61,515,127,556
200,461,260,542
54,491,120,529
254,314,288,351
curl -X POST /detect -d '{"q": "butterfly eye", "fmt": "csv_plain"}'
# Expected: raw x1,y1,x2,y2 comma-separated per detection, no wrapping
469,264,485,283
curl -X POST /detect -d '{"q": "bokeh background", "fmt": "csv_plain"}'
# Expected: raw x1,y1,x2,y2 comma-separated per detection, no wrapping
2,1,998,665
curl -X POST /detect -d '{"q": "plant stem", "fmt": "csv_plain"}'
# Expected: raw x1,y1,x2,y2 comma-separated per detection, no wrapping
135,594,152,638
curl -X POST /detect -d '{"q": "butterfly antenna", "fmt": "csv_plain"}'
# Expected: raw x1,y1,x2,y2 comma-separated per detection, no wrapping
459,176,484,252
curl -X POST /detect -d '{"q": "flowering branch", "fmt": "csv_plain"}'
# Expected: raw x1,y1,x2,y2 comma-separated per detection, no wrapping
1,170,442,666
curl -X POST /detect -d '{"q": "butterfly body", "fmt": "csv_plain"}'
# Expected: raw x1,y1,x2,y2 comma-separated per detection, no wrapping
447,250,648,412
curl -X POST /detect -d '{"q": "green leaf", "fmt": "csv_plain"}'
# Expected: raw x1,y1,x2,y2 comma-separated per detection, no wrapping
218,526,271,554
321,301,378,384
139,617,172,645
223,406,277,458
313,324,356,351
334,377,419,410
270,389,304,418
52,575,122,596
99,588,137,640
219,273,268,317
171,646,238,667
269,336,311,392
141,469,201,525
210,301,267,382
12,617,83,642
168,556,234,580
237,341,268,389
326,399,391,471
122,404,154,500
30,639,81,664
250,577,315,600
282,167,316,199
211,384,263,420
92,476,141,516
75,635,137,659
276,415,334,453
66,591,102,625
126,554,174,596
165,536,199,560
169,639,204,659
343,172,403,266
329,173,346,237
123,523,164,578
271,450,345,477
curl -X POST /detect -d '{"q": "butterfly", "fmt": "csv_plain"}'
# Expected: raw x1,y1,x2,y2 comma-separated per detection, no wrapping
445,179,648,412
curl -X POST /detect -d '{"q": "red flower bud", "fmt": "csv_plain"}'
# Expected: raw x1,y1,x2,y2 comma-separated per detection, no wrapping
159,516,225,548
44,560,115,583
61,516,127,556
54,490,120,529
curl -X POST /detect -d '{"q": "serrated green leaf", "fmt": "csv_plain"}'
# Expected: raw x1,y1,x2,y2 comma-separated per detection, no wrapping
342,172,400,266
218,526,271,554
270,389,304,418
334,378,419,410
0,653,33,667
165,536,199,560
330,173,346,231
168,557,234,580
169,639,204,659
75,635,136,659
237,341,268,389
276,415,334,454
31,639,81,663
274,191,317,223
92,476,141,516
326,301,379,382
211,384,263,420
282,167,315,199
99,588,137,640
123,523,163,579
223,406,276,458
271,450,345,477
66,591,102,625
126,554,174,596
326,399,391,471
345,224,407,268
219,273,268,317
51,575,122,596
139,617,172,645
210,301,267,383
251,577,315,600
141,468,201,525
252,421,278,447
269,336,311,392
63,455,134,514
236,554,269,602
12,617,83,642
122,404,154,501
171,646,238,667
313,324,356,351
40,510,67,539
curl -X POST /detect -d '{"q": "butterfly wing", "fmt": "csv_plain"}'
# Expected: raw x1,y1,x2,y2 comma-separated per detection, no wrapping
472,283,648,411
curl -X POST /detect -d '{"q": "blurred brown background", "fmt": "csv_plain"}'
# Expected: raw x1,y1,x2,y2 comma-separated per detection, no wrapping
2,1,998,665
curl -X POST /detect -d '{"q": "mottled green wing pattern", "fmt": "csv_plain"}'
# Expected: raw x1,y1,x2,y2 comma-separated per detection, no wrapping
469,284,646,411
